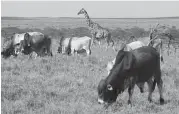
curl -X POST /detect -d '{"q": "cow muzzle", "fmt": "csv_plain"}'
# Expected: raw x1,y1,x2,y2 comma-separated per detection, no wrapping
98,98,104,104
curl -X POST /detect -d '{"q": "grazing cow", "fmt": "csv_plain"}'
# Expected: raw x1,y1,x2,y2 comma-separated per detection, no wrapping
106,41,146,93
98,46,164,106
58,36,92,56
19,33,53,57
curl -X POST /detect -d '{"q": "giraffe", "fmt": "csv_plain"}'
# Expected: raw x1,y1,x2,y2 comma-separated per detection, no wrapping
77,8,115,50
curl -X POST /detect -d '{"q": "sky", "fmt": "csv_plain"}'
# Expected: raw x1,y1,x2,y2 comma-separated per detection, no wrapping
1,1,179,18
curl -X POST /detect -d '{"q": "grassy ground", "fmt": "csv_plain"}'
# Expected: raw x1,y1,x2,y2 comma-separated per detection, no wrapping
1,18,179,114
1,42,179,114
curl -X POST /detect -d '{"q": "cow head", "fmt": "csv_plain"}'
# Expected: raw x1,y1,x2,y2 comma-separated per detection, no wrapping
24,33,31,46
18,33,32,53
14,44,22,55
97,79,118,104
18,40,32,55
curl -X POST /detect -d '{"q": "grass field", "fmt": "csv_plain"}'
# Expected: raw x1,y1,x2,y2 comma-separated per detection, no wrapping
1,17,179,114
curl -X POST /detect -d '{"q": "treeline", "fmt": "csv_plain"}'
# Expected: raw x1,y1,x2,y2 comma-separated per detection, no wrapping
1,26,179,43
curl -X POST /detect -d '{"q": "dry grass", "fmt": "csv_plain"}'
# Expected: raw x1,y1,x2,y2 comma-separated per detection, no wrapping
2,17,179,30
1,42,179,114
1,18,179,114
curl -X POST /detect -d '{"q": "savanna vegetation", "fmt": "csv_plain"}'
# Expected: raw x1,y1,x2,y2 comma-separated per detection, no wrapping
1,17,179,114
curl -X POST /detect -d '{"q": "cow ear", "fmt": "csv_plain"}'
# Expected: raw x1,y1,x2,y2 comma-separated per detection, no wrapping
107,84,113,91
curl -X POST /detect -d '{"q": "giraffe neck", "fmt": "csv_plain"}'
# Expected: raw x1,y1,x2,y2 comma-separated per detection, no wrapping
83,11,93,29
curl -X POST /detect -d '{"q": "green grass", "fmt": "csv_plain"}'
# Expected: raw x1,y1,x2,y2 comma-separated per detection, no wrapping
1,42,179,114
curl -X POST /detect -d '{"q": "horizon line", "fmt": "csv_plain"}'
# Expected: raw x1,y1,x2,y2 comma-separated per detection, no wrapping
2,16,179,19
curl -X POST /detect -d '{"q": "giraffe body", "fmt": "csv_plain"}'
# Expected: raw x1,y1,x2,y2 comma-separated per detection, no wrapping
78,8,115,50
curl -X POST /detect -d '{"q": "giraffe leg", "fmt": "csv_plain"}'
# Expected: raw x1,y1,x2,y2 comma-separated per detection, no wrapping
91,33,96,47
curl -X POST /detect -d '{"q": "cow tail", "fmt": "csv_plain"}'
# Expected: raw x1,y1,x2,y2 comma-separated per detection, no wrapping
160,40,164,63
66,37,73,55
88,38,92,55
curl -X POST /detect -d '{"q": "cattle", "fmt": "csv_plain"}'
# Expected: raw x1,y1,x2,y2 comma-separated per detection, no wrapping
18,33,53,57
58,36,92,56
98,46,164,106
1,32,45,58
106,34,166,92
58,36,70,54
106,41,146,93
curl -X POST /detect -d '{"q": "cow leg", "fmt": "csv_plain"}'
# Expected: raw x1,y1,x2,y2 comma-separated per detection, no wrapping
155,70,164,105
128,81,135,105
136,82,144,93
156,78,164,105
86,49,90,56
160,44,164,63
29,53,33,59
71,49,75,56
62,46,66,54
147,78,153,102
86,48,91,56
46,46,52,56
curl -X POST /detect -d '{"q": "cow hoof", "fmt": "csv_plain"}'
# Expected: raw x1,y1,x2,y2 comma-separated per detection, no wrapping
160,98,164,105
148,98,152,103
140,88,144,93
128,100,131,105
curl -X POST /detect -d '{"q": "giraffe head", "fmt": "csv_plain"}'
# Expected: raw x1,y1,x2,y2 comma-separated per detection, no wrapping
78,8,86,15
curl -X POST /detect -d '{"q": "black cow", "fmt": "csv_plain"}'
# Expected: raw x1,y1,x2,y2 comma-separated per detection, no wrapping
97,46,164,106
19,33,53,57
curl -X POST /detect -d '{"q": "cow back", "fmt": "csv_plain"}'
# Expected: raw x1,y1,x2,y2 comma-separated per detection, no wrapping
107,51,136,88
131,46,160,82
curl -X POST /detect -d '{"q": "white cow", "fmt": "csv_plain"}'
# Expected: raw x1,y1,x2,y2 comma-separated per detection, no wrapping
12,32,44,45
58,36,92,56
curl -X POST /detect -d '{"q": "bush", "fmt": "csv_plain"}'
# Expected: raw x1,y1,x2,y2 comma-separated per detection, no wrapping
2,26,179,44
169,26,179,40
